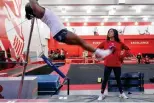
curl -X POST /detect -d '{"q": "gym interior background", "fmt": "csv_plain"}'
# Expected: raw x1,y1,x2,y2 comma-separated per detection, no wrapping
0,0,154,102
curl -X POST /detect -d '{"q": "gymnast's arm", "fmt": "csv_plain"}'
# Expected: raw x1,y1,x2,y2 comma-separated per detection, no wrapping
29,0,45,18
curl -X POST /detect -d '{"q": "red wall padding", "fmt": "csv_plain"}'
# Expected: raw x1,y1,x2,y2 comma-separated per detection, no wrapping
48,35,154,57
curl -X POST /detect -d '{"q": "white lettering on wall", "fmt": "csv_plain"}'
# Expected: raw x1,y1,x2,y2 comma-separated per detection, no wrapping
93,42,101,45
130,41,149,44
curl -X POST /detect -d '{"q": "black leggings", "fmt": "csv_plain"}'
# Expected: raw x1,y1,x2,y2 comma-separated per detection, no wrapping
101,66,123,94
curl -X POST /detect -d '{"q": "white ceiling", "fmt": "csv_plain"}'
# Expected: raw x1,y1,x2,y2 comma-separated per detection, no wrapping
33,0,154,22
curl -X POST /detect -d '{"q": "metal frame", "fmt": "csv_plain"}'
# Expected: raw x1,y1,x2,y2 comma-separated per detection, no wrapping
40,53,70,95
17,18,35,99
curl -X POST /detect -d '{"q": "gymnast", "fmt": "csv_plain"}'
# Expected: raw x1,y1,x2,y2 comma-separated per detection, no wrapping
25,0,114,59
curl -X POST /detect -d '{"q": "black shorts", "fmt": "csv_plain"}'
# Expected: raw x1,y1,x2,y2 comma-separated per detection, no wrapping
53,29,68,43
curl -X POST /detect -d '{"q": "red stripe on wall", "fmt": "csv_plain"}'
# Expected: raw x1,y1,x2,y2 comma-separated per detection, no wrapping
16,42,22,55
48,35,154,56
17,43,22,55
21,43,24,54
14,39,18,50
63,22,152,26
13,36,17,46
19,42,24,55
15,38,20,55
19,43,24,55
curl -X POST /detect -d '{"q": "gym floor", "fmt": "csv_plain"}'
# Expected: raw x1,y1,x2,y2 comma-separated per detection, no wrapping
2,63,154,102
38,64,154,102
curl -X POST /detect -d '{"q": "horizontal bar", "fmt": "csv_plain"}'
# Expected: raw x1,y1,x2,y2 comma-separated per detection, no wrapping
40,54,66,78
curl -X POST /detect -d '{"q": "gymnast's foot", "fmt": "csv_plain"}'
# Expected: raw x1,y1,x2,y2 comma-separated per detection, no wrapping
94,48,112,59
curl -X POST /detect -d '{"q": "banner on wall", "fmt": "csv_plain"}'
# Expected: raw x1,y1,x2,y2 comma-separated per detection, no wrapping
57,39,105,47
49,35,154,56
55,39,105,56
86,39,105,47
124,39,154,46
124,39,154,54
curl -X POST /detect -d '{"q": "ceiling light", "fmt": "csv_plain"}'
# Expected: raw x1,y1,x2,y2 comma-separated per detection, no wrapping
135,22,138,25
67,22,70,26
118,0,125,4
151,22,154,25
118,22,121,26
84,22,87,26
101,22,104,26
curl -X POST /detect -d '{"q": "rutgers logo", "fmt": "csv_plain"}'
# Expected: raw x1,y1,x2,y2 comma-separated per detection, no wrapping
0,0,24,59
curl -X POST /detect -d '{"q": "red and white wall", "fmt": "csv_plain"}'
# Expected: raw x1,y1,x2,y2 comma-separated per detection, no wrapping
49,22,154,57
49,35,154,57
65,22,153,35
1,0,154,60
0,0,50,62
0,0,23,58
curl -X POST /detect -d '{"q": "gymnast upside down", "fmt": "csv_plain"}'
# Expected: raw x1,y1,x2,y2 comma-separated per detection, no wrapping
25,0,114,59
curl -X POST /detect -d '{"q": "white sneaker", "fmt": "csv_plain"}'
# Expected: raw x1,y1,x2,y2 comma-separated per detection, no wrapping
104,89,108,96
119,93,128,99
98,94,106,100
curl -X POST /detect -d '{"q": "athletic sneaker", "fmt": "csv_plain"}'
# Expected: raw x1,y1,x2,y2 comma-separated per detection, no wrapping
119,92,128,99
97,94,106,100
94,49,112,59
